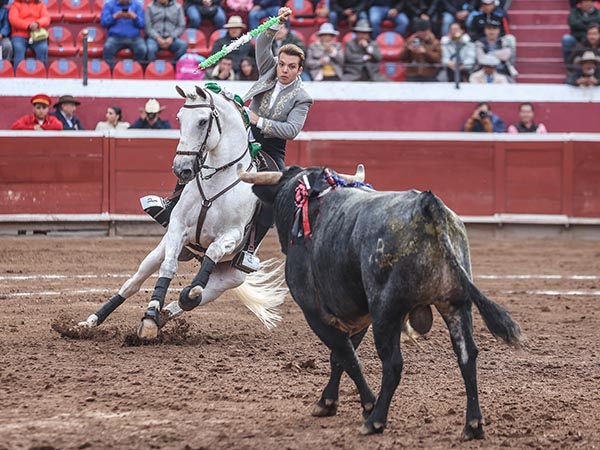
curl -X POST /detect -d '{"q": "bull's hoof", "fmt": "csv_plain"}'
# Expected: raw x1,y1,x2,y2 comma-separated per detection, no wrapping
361,402,375,420
462,419,485,440
311,398,338,417
359,420,386,435
178,285,202,311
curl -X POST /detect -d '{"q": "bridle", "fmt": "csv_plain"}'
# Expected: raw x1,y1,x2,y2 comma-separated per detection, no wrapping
176,89,247,180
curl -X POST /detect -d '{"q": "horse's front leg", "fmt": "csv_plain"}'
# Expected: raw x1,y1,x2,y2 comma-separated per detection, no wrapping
137,225,187,339
178,231,241,311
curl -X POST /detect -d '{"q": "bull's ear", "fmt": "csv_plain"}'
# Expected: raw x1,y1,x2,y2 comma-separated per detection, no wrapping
252,184,279,206
308,169,331,194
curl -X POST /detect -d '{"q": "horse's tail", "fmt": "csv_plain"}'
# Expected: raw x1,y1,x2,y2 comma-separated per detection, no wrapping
232,258,288,330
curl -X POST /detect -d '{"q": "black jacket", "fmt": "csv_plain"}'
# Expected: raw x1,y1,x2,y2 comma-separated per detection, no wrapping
51,111,84,131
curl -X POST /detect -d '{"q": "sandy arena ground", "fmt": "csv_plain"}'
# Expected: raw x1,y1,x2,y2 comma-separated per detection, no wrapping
0,234,599,450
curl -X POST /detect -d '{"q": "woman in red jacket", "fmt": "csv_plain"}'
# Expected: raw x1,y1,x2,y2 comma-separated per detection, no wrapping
8,0,50,72
11,94,63,130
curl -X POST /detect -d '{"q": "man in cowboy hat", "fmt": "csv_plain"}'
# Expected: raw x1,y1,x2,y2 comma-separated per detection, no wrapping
129,98,172,129
210,15,254,76
51,95,85,131
342,19,386,81
306,22,344,81
565,50,600,86
11,94,63,131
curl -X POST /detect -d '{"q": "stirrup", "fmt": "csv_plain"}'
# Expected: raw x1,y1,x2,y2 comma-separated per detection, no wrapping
140,195,171,227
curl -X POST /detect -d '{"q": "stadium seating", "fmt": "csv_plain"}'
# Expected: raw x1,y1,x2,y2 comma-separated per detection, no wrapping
48,59,80,78
77,26,106,58
48,25,79,57
43,0,64,22
376,31,404,61
181,28,210,56
86,59,112,78
0,60,14,77
341,31,355,49
112,59,144,79
62,0,96,23
286,0,316,27
15,59,48,78
379,62,406,82
289,29,307,48
208,29,227,53
145,60,175,79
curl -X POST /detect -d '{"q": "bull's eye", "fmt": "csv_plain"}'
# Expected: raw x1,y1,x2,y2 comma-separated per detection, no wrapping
199,119,208,127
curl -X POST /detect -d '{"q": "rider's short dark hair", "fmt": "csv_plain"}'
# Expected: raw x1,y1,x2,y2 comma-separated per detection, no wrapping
278,44,305,68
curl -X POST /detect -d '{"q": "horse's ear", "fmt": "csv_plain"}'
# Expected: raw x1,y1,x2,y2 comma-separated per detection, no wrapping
195,85,207,100
175,85,186,98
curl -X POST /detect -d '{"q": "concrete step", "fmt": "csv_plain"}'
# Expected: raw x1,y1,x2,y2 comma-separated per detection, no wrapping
516,58,566,75
518,42,562,58
516,73,566,83
511,24,569,42
510,0,569,11
509,10,569,26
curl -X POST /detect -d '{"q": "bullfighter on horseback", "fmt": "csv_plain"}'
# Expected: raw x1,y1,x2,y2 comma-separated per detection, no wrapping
142,5,313,251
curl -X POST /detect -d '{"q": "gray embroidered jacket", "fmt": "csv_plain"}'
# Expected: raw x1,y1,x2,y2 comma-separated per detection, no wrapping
243,27,313,140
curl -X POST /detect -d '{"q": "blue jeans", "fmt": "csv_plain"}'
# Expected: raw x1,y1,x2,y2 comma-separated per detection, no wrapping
249,6,280,30
441,11,455,37
328,10,368,29
185,6,226,29
561,34,577,64
103,36,147,68
368,6,408,37
12,36,48,71
146,37,188,64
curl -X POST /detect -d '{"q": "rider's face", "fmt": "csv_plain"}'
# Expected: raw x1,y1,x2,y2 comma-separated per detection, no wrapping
276,52,302,85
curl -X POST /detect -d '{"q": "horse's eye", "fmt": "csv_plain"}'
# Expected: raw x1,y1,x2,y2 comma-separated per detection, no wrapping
199,119,208,127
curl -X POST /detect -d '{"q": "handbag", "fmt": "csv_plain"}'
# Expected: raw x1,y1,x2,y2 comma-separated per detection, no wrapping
29,28,49,43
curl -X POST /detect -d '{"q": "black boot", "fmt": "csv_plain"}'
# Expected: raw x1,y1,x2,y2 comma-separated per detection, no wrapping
140,182,184,228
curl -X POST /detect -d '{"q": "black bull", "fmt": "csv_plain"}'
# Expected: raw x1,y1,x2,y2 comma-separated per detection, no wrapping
244,165,524,439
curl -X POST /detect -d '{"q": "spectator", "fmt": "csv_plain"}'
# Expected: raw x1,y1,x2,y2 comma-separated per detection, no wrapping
9,0,50,70
474,18,517,80
225,0,253,25
440,0,471,37
440,21,475,82
403,0,441,31
507,102,548,133
11,94,63,131
237,56,259,80
0,0,13,62
248,0,281,31
561,0,600,63
469,53,509,83
51,95,84,130
329,0,368,29
565,50,600,87
306,22,344,81
205,54,235,79
368,0,409,38
567,23,600,69
272,23,305,55
145,0,187,65
211,16,255,73
95,106,130,130
462,101,506,132
129,99,172,129
342,19,386,81
466,0,507,42
398,18,441,82
184,0,226,30
100,0,146,70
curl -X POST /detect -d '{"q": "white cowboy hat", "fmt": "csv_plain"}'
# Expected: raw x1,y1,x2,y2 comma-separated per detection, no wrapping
575,50,600,65
316,23,339,36
223,15,247,29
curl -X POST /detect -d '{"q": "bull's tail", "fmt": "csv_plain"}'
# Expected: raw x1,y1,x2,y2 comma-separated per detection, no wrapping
231,258,288,330
420,191,525,348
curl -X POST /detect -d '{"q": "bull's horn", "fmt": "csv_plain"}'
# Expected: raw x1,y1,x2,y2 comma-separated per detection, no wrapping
237,164,283,184
337,164,365,183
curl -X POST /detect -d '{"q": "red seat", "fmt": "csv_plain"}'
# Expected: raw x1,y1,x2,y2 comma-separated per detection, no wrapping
92,0,105,21
62,0,96,23
379,61,405,81
48,59,80,78
48,26,79,56
112,59,144,79
289,29,307,48
77,26,106,58
145,59,175,79
43,0,63,22
182,28,210,56
286,0,316,26
0,60,14,77
341,31,355,49
116,48,133,58
376,31,404,61
86,58,112,78
208,29,227,53
15,59,48,78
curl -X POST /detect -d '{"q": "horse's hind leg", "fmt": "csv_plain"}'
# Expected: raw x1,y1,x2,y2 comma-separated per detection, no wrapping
78,240,166,328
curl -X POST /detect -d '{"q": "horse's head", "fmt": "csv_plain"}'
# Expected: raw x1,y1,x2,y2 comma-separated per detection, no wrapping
173,85,223,183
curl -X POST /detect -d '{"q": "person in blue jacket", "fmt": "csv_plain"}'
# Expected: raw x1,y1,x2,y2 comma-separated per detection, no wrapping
100,0,147,69
0,0,13,62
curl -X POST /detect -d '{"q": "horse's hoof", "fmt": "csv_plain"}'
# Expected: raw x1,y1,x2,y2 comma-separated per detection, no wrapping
359,420,386,435
311,398,338,417
462,419,485,440
77,314,98,328
178,286,202,311
137,318,159,340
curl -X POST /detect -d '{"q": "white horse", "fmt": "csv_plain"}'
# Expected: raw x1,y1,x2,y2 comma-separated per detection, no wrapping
78,85,287,339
